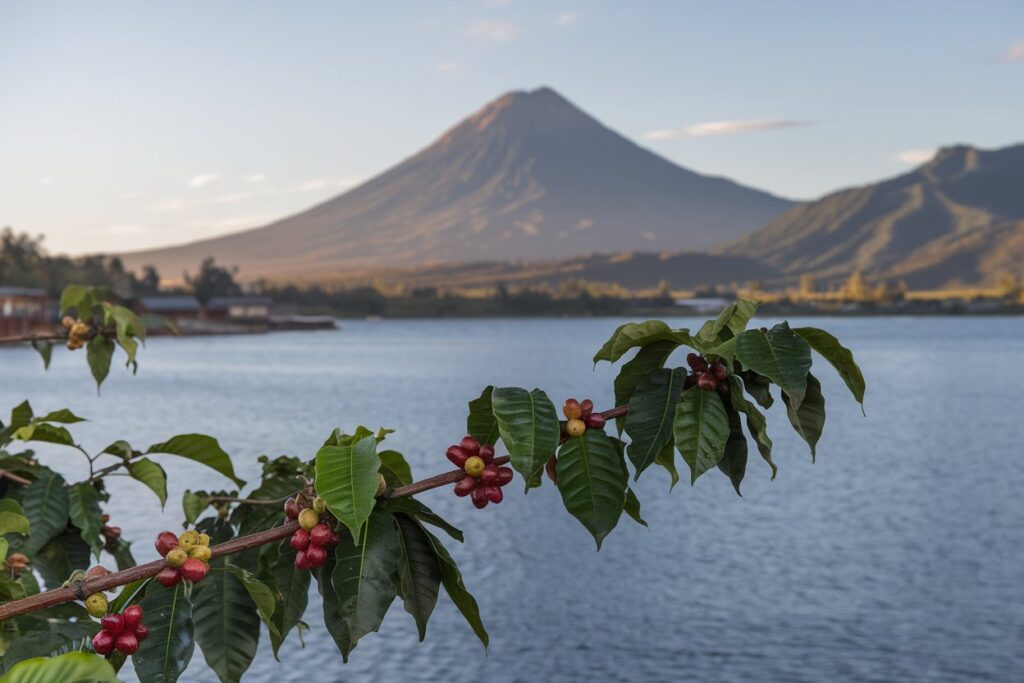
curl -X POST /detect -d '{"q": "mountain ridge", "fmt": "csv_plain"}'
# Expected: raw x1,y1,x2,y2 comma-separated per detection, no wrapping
119,86,793,280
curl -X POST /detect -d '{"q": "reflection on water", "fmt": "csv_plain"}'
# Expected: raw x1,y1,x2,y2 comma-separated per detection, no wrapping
2,316,1022,682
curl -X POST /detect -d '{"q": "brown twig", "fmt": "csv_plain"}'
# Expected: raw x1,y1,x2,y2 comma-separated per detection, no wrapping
0,404,631,622
0,470,33,487
0,332,66,345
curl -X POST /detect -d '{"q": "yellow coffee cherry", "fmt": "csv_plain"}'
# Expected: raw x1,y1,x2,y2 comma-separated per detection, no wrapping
298,508,320,531
177,530,200,550
69,322,91,339
197,533,210,547
166,548,188,567
566,419,586,438
312,497,327,514
464,456,485,477
189,545,212,563
84,592,108,618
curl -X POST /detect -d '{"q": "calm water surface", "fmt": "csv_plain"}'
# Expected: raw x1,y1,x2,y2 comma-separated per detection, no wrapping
2,316,1022,682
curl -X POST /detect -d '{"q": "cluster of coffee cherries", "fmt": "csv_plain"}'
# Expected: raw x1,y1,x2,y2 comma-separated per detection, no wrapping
685,353,730,395
563,398,605,437
61,316,92,351
92,604,148,656
284,495,341,570
447,436,514,509
5,552,29,578
101,513,121,551
154,529,212,586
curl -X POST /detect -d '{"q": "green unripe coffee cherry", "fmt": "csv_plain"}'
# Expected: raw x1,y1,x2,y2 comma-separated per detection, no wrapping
85,592,108,618
189,545,212,563
298,508,320,531
464,455,485,477
312,497,327,514
166,548,189,567
177,530,200,550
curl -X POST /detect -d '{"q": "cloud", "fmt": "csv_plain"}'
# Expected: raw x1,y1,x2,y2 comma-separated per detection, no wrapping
894,148,937,164
150,198,188,212
39,177,52,186
645,118,810,140
555,12,577,27
468,19,518,42
97,223,151,235
242,173,266,183
291,177,362,193
1004,42,1024,62
187,173,219,188
436,62,461,73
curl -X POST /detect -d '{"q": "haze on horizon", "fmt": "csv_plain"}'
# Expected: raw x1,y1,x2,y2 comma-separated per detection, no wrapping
1,0,1022,255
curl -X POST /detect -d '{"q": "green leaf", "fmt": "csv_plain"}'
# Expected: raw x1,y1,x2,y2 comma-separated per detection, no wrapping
734,322,812,409
330,509,402,644
378,450,412,488
422,528,488,649
12,424,75,447
673,389,730,484
387,498,464,543
126,458,168,508
717,409,748,496
194,568,261,683
695,299,758,346
36,409,86,424
0,500,29,537
394,513,441,641
653,442,680,491
16,469,69,555
147,434,245,488
101,440,134,459
738,369,774,409
181,490,211,525
0,652,119,683
109,577,151,614
491,387,560,492
269,542,310,659
32,529,91,589
314,547,355,662
67,482,104,558
623,367,684,479
784,372,826,460
85,335,115,390
728,376,777,478
613,340,678,432
225,566,276,629
466,385,501,446
29,341,53,370
623,488,647,527
315,435,381,542
58,285,102,316
556,429,627,549
794,326,866,410
593,320,693,364
103,303,146,368
134,581,195,683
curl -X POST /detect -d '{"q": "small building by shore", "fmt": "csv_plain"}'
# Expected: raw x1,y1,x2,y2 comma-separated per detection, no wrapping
0,287,52,337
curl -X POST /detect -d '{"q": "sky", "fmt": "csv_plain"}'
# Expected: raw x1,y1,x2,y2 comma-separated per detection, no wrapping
1,0,1022,255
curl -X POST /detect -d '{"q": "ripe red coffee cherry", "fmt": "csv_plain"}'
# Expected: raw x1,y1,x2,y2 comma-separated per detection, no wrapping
717,381,730,396
155,531,178,557
100,613,124,635
712,362,729,381
290,528,311,551
156,566,180,587
101,513,110,523
283,497,301,520
305,543,327,568
86,565,110,580
122,604,143,630
329,531,341,546
446,445,469,468
480,464,499,485
698,373,718,391
454,476,477,496
585,413,606,429
114,632,139,655
580,399,594,417
478,444,495,464
134,624,149,642
92,630,116,656
470,487,488,509
180,558,208,583
566,418,586,437
496,466,514,486
563,399,583,420
484,486,503,504
310,524,332,547
459,436,481,455
687,353,707,371
103,526,122,540
294,550,312,570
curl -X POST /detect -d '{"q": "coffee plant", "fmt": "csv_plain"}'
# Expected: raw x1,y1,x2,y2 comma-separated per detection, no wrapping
0,287,864,681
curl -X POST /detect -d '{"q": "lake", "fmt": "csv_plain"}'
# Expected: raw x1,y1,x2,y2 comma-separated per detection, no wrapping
2,316,1023,682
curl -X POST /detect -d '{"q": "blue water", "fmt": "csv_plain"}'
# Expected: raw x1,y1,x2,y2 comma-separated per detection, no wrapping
2,317,1023,682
